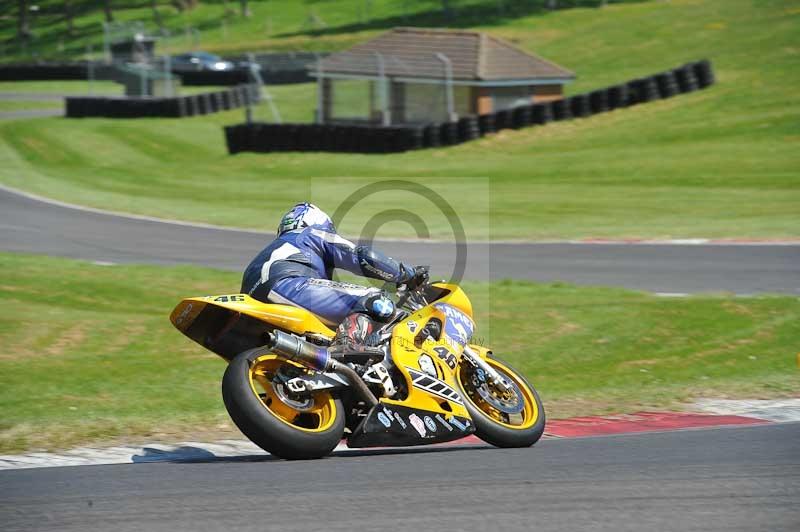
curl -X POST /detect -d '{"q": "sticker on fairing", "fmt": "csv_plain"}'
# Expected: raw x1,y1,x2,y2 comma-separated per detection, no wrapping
377,412,392,428
423,416,437,433
434,303,475,348
408,414,426,437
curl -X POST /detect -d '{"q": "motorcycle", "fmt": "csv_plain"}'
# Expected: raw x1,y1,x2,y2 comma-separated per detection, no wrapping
170,276,545,459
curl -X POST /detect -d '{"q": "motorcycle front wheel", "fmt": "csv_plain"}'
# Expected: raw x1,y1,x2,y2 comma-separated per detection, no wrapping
456,356,545,448
222,348,345,460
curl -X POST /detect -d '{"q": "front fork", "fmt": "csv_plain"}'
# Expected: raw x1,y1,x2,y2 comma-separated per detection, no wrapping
461,345,513,394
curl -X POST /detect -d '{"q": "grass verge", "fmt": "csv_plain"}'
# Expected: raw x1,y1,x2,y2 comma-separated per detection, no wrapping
1,252,797,453
0,100,63,112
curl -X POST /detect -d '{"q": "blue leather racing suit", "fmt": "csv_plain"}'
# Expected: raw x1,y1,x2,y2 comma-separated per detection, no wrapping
241,225,415,326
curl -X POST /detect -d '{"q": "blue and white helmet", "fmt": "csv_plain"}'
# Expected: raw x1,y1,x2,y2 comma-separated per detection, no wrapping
277,202,335,236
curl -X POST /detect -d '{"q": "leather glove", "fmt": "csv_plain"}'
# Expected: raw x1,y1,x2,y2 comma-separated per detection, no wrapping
405,265,429,290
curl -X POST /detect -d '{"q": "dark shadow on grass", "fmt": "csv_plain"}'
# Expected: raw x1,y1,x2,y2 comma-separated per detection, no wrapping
275,0,650,40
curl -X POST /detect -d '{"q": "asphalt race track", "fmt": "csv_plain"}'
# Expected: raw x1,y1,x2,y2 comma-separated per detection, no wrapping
2,423,798,532
2,186,798,294
2,187,799,531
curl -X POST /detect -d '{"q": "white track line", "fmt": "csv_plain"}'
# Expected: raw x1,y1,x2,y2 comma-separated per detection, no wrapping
0,438,491,471
3,183,798,246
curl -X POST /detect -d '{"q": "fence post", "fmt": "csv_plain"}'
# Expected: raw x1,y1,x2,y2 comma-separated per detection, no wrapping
374,52,390,126
164,54,173,98
435,52,457,122
315,52,324,124
247,52,282,123
86,45,95,96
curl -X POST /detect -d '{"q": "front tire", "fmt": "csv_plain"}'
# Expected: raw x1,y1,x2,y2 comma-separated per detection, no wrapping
222,348,345,460
456,356,545,448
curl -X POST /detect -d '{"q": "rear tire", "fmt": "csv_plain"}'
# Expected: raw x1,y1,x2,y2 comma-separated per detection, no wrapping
457,356,545,448
222,348,345,460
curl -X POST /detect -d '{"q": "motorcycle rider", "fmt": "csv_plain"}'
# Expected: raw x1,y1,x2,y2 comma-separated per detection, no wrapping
241,202,428,351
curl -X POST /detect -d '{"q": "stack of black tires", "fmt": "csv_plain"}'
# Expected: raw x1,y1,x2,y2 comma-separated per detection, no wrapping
66,84,259,119
225,123,427,154
223,59,715,155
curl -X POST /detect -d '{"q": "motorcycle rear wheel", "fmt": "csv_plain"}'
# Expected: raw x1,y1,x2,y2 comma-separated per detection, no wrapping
222,348,345,460
456,356,545,448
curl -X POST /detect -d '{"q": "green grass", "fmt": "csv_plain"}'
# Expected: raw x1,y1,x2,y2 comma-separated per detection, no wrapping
0,100,63,112
0,0,798,240
1,1,649,61
0,80,121,95
1,252,798,453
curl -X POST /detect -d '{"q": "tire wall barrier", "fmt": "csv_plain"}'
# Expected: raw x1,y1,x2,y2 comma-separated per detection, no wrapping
65,83,260,119
222,59,715,154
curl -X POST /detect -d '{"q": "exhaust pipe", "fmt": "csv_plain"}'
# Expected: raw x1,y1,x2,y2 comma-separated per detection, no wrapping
266,330,378,407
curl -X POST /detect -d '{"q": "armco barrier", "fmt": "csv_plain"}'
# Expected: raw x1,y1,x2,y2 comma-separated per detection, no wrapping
0,54,321,85
65,84,259,119
225,59,715,155
0,62,112,81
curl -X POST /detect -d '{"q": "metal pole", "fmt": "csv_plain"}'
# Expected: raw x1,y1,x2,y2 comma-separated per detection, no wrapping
164,54,173,98
315,52,324,124
87,45,94,95
374,52,389,126
247,52,282,124
435,52,457,122
140,66,147,97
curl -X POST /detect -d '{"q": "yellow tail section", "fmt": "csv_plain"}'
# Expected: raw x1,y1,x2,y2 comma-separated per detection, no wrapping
170,294,335,361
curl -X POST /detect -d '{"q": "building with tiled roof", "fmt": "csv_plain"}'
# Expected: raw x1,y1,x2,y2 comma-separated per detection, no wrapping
311,27,575,125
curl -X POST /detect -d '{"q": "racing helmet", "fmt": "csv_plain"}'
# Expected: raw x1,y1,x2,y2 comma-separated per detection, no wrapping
277,202,335,236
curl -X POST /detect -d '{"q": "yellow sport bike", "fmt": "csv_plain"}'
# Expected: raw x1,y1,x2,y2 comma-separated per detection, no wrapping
170,277,545,459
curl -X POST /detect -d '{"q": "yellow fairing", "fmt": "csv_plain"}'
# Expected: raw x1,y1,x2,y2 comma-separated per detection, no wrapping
387,284,475,419
430,282,474,319
170,293,334,361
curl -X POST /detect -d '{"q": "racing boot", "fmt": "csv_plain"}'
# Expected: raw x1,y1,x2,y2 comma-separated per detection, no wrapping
328,313,382,358
328,294,396,358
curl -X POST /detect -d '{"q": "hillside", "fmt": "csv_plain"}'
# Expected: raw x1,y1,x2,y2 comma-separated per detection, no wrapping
4,1,650,61
0,0,797,239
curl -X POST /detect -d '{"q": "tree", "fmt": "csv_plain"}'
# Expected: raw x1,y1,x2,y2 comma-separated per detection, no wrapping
240,0,251,17
18,0,31,41
103,0,114,23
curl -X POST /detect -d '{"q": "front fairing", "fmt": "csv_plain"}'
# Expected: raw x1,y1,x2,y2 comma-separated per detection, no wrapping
386,283,475,419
